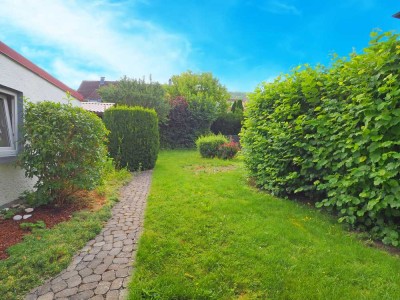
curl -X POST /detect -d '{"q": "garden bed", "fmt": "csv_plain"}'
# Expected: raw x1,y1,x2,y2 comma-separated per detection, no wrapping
0,191,105,260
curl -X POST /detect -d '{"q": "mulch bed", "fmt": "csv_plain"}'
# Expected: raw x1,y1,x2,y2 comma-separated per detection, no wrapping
0,191,105,260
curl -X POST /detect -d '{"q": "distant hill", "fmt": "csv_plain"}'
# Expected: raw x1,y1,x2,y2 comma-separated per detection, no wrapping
229,92,248,102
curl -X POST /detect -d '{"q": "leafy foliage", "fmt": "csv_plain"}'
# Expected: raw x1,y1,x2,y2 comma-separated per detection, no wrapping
98,76,170,123
231,99,244,113
160,95,221,149
20,221,46,231
165,71,230,115
160,97,195,149
196,134,228,158
241,31,400,246
217,141,240,160
104,106,159,171
211,111,243,135
19,101,108,205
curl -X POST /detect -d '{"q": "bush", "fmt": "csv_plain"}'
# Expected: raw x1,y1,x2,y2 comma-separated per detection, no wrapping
104,106,159,171
160,96,220,149
196,134,228,158
241,31,400,246
160,97,195,148
217,141,240,160
19,101,108,205
211,111,243,135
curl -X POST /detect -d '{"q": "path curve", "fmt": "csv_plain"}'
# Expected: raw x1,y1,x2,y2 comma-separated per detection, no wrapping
25,171,152,300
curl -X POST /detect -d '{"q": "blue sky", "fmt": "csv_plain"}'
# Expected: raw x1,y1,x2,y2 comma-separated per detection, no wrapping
0,1,399,92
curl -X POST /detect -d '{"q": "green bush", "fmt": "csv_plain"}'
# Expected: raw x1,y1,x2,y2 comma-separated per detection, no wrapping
160,97,196,149
217,141,240,160
19,101,108,205
104,106,159,171
241,31,400,246
196,134,228,158
211,111,243,135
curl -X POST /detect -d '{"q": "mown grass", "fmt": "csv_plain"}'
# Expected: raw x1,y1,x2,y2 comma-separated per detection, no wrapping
0,167,131,300
129,150,400,300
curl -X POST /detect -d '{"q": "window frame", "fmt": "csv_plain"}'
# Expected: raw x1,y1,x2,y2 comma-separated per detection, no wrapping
0,88,18,157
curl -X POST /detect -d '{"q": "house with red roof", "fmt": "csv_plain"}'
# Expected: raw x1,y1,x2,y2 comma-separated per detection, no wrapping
0,41,83,207
78,77,116,102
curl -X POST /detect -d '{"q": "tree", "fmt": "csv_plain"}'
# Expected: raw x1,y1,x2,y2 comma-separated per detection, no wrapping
165,71,230,115
98,76,170,123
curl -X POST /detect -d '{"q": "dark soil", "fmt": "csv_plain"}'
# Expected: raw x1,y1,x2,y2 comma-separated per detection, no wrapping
0,191,105,260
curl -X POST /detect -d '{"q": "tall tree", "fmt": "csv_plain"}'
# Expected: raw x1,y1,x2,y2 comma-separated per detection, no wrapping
98,76,170,123
165,71,229,115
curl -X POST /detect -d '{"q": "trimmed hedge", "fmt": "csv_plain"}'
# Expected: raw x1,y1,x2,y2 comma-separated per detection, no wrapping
19,101,108,204
104,106,159,171
210,111,243,135
241,31,400,246
196,134,228,158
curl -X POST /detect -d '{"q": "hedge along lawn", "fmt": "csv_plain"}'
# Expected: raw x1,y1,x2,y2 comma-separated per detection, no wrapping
0,168,131,300
129,150,400,300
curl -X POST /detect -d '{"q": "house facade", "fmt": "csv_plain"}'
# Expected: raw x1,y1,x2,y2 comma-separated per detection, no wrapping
0,41,83,207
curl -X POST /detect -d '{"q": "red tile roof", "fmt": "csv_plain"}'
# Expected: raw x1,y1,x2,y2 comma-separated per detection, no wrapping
0,41,83,101
78,80,116,101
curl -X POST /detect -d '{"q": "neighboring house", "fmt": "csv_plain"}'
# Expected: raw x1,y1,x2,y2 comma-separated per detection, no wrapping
0,41,83,207
77,77,116,102
81,102,115,117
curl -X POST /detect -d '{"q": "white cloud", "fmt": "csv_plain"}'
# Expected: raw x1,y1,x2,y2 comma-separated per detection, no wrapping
262,1,301,16
0,0,191,88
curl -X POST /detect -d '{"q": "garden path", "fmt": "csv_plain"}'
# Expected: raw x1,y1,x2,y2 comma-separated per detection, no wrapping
25,171,152,300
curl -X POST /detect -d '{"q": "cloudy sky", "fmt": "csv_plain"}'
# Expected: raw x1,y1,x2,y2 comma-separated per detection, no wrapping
0,0,399,92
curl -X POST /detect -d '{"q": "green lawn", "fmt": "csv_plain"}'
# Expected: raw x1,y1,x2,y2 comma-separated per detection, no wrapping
129,150,400,300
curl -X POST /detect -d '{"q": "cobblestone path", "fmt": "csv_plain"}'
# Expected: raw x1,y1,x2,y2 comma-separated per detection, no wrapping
25,171,152,300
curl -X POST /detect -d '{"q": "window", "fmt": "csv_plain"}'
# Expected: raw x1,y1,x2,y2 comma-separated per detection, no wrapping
0,88,18,157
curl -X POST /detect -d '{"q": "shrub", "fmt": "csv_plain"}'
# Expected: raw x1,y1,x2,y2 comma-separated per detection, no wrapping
104,106,159,171
211,111,243,135
19,101,108,205
217,141,240,160
196,134,228,158
241,31,400,246
160,96,220,149
160,97,195,149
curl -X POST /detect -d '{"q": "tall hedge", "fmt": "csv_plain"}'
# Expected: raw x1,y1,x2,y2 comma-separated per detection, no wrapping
19,101,108,204
241,31,400,246
211,111,243,135
104,106,159,171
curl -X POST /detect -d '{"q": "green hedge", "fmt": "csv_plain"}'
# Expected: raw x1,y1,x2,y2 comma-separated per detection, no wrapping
104,106,159,171
210,111,243,135
241,31,400,246
196,134,228,158
19,101,108,205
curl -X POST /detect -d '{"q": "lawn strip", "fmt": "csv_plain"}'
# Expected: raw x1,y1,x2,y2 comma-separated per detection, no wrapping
129,150,400,300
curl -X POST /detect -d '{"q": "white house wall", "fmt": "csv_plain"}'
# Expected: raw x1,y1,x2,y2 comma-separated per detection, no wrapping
0,54,81,105
0,53,81,206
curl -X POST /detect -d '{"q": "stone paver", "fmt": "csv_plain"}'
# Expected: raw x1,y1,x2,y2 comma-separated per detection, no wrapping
25,171,152,300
